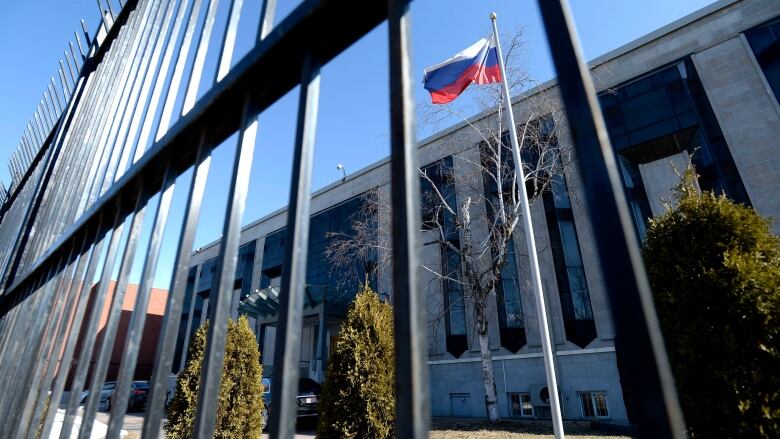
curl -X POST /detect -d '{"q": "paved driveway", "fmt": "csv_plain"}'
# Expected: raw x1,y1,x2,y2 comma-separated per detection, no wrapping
93,409,315,438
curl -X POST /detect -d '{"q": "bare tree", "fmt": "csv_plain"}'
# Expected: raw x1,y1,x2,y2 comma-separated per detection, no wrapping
326,29,575,422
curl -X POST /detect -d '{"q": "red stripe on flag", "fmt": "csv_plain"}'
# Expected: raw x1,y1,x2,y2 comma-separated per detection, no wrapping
427,63,501,104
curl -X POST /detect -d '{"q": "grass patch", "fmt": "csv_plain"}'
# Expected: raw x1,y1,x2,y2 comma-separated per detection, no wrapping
430,418,633,438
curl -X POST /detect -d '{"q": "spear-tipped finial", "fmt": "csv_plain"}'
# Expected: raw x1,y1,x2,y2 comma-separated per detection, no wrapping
81,18,91,43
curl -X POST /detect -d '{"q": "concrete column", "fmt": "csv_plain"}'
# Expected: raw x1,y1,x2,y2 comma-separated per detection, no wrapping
694,37,780,233
638,151,691,216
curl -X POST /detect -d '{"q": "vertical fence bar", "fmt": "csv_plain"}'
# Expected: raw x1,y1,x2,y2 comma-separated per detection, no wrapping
0,56,91,294
32,114,45,145
17,143,29,171
51,77,64,110
268,51,321,439
46,89,60,118
153,0,205,142
387,0,428,437
142,135,211,437
59,65,72,97
536,1,685,438
132,0,199,165
107,166,175,437
18,142,29,167
75,31,86,59
0,3,430,439
24,237,91,438
60,201,124,439
81,18,90,46
143,0,275,434
192,99,258,438
64,51,78,85
43,97,56,128
69,42,82,69
39,225,106,439
0,265,56,438
78,188,146,439
190,0,263,428
181,0,221,115
114,0,185,179
81,0,162,214
39,101,53,130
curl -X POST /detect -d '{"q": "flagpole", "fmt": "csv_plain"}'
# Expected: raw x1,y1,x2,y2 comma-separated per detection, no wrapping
490,12,565,439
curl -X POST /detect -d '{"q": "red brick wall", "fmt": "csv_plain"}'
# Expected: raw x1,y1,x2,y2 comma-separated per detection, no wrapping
66,281,168,389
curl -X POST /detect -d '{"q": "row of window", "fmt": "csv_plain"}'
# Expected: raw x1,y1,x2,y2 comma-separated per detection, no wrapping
172,241,257,372
175,22,773,363
259,195,376,311
450,391,609,419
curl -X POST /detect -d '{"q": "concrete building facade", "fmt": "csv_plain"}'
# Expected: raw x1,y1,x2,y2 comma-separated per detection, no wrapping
172,0,780,424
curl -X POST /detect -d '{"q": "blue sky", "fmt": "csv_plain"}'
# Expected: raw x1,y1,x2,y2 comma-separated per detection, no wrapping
0,0,716,286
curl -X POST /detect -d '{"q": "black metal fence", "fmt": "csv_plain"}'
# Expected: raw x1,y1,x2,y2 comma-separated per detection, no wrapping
0,0,685,438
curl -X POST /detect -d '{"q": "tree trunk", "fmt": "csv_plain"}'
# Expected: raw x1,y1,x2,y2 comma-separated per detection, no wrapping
475,300,500,421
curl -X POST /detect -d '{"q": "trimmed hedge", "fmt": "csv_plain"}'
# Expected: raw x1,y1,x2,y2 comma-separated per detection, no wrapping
643,168,780,438
317,286,395,439
164,316,264,438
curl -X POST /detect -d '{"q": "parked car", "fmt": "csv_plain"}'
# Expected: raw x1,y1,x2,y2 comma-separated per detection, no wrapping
85,381,150,412
261,377,322,428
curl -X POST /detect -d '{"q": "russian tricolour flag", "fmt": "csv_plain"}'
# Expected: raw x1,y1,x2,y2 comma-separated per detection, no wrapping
423,36,502,104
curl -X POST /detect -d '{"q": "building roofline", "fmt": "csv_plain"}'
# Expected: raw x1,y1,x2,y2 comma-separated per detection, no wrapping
194,0,738,254
415,0,738,149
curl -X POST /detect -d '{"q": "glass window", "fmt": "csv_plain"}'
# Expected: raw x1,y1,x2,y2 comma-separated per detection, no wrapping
421,157,468,356
420,157,457,234
579,391,609,418
598,59,750,238
746,18,780,101
543,174,596,348
172,266,197,372
498,239,524,329
259,195,376,311
235,241,256,301
508,393,533,418
480,133,534,353
442,247,466,337
196,258,217,293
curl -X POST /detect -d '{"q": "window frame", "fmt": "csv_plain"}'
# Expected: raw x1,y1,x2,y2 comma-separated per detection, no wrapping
507,392,534,418
578,391,610,419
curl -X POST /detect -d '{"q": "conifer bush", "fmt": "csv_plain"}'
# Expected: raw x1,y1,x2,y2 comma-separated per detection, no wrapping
317,286,395,439
164,316,264,438
643,168,780,438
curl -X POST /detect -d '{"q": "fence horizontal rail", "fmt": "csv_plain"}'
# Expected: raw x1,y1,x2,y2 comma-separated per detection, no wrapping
1,0,389,311
0,0,685,438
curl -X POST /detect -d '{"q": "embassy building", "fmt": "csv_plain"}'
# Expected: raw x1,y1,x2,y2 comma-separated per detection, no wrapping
172,0,780,424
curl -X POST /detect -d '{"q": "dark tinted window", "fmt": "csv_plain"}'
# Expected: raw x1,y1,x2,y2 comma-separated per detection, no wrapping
133,381,149,388
598,59,749,238
420,157,457,233
298,378,321,393
746,18,780,101
543,174,596,348
172,266,197,372
260,195,376,311
422,157,468,357
235,241,256,301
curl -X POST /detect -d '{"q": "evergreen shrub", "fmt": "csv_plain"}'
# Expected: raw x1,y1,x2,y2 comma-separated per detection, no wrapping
643,168,780,438
164,316,264,438
317,286,395,439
